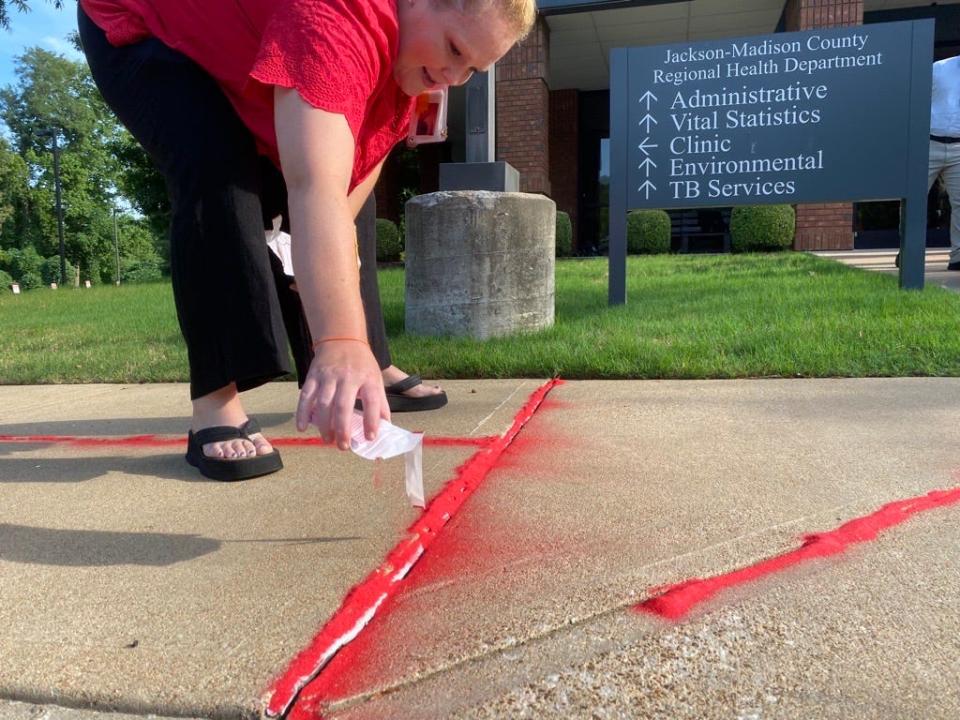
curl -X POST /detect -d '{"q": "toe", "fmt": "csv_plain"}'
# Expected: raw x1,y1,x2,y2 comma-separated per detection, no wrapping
203,442,225,459
247,432,274,456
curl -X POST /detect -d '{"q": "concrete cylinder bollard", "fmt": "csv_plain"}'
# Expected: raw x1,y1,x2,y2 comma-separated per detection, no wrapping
404,191,556,339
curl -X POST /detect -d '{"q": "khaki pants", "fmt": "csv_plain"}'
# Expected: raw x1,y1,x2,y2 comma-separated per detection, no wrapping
929,139,960,263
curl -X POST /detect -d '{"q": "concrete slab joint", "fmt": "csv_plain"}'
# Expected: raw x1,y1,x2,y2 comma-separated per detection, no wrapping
404,191,556,339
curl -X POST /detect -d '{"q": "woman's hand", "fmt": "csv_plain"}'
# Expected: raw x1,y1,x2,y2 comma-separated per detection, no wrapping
296,340,389,450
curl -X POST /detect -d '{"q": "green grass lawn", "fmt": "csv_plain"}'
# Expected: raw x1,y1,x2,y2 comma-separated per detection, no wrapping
3,253,960,384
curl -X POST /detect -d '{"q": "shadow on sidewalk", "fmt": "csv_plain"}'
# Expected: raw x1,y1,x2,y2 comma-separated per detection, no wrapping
0,523,222,566
0,454,212,483
0,523,363,567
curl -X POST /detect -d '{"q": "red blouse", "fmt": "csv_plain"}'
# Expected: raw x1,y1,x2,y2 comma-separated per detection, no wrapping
79,0,415,191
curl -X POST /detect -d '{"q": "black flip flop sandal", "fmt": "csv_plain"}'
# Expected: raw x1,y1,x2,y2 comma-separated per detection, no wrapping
354,374,448,413
185,420,283,482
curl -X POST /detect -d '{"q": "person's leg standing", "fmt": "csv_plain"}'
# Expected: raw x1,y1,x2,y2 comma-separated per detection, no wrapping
935,141,960,269
356,194,393,370
355,194,446,410
929,139,946,193
79,7,288,465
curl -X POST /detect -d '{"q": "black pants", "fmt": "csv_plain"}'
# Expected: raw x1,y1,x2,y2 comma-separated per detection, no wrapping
78,6,391,400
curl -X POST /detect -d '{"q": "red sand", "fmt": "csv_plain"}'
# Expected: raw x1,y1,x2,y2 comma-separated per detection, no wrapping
636,487,960,620
263,379,562,718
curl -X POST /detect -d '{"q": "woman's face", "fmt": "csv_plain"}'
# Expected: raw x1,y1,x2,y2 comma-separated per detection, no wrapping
395,0,520,96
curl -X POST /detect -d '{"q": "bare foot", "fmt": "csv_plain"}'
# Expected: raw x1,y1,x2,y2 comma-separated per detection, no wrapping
192,383,274,459
381,365,444,398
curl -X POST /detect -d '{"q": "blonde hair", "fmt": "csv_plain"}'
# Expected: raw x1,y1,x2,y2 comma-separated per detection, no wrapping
440,0,538,40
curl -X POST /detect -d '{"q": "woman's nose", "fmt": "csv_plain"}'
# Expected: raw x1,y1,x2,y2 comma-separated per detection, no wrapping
442,66,474,87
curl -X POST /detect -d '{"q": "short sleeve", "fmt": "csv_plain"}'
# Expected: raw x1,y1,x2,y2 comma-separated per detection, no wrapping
249,0,382,142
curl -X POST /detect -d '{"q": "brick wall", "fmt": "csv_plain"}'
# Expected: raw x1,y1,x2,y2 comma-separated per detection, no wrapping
793,203,855,251
549,89,579,244
784,0,864,250
496,17,551,195
785,0,864,30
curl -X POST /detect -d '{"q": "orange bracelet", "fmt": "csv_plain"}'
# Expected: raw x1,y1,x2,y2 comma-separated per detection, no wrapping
311,336,370,350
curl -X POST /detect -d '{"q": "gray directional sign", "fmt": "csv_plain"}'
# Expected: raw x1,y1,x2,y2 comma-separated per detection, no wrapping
608,20,934,302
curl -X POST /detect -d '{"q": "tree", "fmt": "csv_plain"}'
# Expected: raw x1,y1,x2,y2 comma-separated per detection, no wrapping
0,46,167,281
0,137,30,245
111,132,171,265
0,1,63,30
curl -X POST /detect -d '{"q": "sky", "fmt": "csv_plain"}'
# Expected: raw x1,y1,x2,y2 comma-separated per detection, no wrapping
0,1,82,90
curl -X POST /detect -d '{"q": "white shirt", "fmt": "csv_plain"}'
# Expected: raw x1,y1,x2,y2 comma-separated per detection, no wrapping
930,56,960,138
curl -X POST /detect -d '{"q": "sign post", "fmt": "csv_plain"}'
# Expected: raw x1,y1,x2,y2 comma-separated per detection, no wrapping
609,20,935,304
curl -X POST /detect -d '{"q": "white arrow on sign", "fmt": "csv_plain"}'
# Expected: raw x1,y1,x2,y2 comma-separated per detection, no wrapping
638,157,657,175
638,180,656,199
638,113,658,132
637,138,658,156
639,91,658,110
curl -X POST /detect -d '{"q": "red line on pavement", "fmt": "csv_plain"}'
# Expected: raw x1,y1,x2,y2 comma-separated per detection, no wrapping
0,434,492,449
263,378,563,719
636,486,960,621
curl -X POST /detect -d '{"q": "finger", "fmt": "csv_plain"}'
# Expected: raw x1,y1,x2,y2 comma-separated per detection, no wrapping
312,381,340,444
380,385,391,423
332,384,361,451
358,389,381,441
296,375,320,432
309,405,330,445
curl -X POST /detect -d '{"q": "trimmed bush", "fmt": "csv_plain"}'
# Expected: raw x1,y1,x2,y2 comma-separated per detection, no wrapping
555,210,573,257
7,246,43,282
83,257,100,285
0,269,13,290
627,209,671,254
41,256,76,286
17,271,42,291
597,207,610,255
122,256,163,284
376,218,403,262
730,205,795,252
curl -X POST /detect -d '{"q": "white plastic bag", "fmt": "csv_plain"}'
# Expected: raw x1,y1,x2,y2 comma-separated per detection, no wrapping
349,411,424,508
265,215,295,277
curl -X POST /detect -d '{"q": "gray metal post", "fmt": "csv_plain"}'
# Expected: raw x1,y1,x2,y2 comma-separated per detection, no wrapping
440,64,517,192
608,50,628,305
899,21,935,290
465,68,495,163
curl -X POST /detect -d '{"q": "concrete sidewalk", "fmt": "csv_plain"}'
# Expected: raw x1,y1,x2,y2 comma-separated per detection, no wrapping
813,248,960,292
2,379,959,719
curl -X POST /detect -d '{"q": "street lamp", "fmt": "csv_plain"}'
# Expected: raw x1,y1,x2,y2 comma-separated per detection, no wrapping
37,129,67,286
113,207,120,285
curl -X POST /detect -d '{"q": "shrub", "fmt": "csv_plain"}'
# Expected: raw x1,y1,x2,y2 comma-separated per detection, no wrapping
730,205,795,252
555,210,573,257
597,207,610,255
17,271,42,291
121,256,163,284
627,209,671,254
41,256,76,286
0,269,13,290
7,246,43,282
83,257,100,285
376,218,402,262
